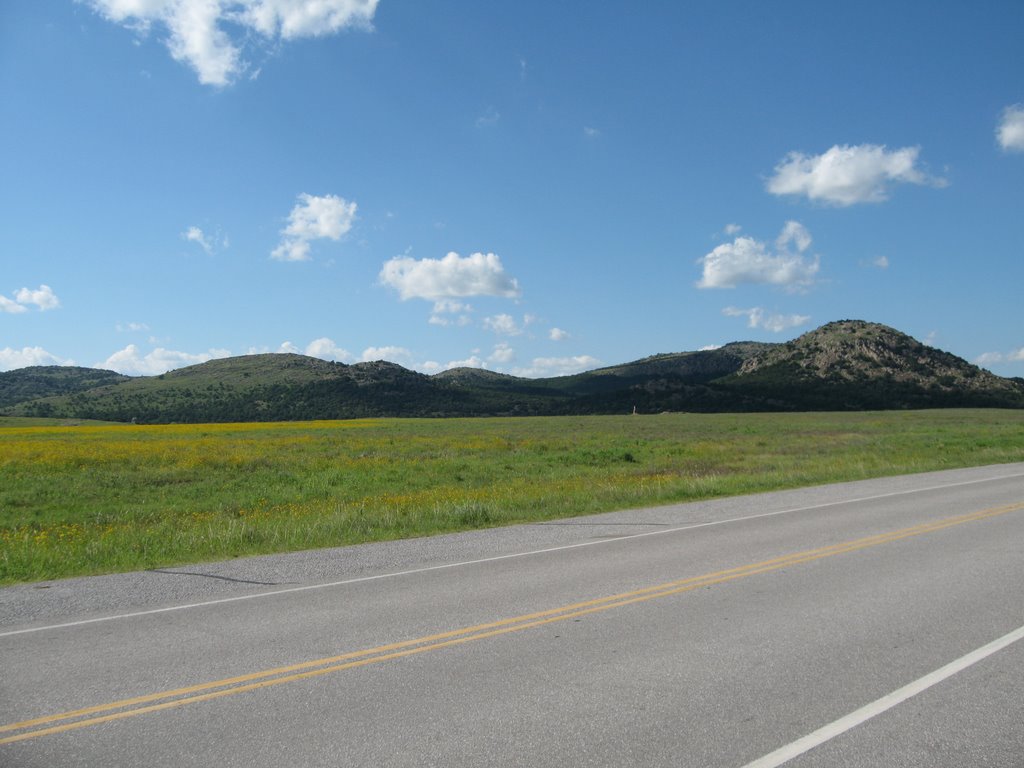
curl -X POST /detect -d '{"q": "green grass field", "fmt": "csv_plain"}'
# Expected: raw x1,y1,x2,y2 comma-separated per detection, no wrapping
2,410,1023,585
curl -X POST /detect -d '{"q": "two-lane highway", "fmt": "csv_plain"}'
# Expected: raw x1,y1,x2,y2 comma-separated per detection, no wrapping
2,464,1023,766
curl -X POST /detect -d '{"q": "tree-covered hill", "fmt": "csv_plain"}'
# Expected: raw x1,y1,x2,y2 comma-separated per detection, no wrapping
0,366,130,409
2,321,1021,423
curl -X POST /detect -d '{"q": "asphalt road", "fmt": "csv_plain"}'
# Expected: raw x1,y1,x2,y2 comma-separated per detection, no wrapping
2,464,1024,767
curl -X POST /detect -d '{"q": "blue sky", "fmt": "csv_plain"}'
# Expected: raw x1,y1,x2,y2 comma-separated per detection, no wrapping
2,1,1023,378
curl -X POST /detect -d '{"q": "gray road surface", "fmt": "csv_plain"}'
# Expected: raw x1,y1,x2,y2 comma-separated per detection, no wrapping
2,463,1023,767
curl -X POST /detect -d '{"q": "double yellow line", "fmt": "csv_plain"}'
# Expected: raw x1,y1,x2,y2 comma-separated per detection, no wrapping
3,501,1022,745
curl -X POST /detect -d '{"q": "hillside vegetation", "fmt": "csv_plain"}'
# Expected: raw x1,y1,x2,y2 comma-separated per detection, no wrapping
1,321,1022,423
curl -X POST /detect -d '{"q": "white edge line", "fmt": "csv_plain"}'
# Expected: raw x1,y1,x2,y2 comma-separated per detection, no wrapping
2,470,1022,639
740,623,1024,768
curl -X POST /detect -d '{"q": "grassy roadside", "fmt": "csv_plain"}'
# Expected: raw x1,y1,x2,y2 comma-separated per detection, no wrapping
2,410,1023,584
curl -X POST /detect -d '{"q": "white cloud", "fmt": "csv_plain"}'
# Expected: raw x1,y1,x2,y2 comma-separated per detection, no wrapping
723,306,811,333
117,321,151,332
304,337,353,362
483,313,523,336
2,285,60,313
0,346,73,370
860,255,890,269
380,251,521,301
775,220,812,253
583,126,601,138
997,105,1024,152
549,327,569,341
489,342,515,364
698,222,819,290
512,355,600,378
361,346,412,364
183,225,214,254
723,223,742,236
258,338,353,360
85,0,379,87
976,348,1024,367
429,299,473,327
98,344,231,375
476,106,500,128
272,193,357,262
429,314,473,328
15,285,61,311
767,144,946,206
433,299,472,314
424,355,487,373
0,296,27,314
241,0,378,39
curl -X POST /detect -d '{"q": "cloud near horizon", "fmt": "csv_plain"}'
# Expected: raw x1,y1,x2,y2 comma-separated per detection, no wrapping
722,306,811,333
84,0,379,86
976,348,1024,367
0,346,73,371
767,144,946,205
379,252,521,301
98,344,231,376
360,346,412,364
698,222,819,290
511,355,601,379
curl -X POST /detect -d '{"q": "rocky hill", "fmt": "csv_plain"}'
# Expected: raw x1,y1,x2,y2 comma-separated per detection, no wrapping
723,321,1023,410
1,321,1021,423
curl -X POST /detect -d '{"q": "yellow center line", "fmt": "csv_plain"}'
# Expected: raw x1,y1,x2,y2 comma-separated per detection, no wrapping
3,501,1022,746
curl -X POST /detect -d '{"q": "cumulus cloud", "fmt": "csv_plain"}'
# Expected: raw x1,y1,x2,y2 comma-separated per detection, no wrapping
483,313,524,336
98,344,231,376
2,285,60,313
549,327,569,341
304,337,353,362
723,306,811,333
997,105,1024,152
420,343,519,373
458,354,487,369
775,220,812,253
767,144,946,206
272,193,357,262
512,355,600,378
489,342,515,365
976,348,1024,367
429,299,473,327
698,222,819,290
380,252,521,301
0,296,26,314
0,346,73,370
84,0,379,86
361,346,412,364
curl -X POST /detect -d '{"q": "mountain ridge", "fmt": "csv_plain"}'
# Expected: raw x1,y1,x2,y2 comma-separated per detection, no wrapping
2,321,1021,422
